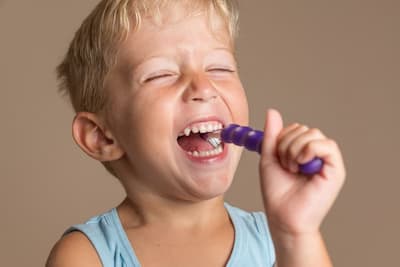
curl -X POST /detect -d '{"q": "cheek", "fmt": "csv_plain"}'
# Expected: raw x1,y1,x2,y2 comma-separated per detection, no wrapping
138,102,180,165
132,96,175,143
109,90,176,154
225,84,249,125
238,89,249,123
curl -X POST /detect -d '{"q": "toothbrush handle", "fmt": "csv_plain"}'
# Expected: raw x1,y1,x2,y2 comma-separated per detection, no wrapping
221,124,323,175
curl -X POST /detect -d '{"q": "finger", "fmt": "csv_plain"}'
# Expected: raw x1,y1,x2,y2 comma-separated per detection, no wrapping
276,122,300,142
286,128,327,172
262,109,283,162
297,138,346,179
277,125,309,171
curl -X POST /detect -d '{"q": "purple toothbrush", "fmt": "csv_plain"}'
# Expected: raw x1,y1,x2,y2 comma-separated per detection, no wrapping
203,124,323,176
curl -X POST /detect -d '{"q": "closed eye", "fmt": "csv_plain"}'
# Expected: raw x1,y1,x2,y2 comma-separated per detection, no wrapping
144,73,174,83
208,68,235,73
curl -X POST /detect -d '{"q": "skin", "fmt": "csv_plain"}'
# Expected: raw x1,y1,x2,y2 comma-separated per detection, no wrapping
46,5,345,267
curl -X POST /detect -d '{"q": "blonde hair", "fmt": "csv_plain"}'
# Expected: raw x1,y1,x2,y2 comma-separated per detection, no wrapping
57,0,239,114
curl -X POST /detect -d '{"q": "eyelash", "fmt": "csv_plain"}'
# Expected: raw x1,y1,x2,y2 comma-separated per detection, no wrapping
208,68,235,73
143,68,235,83
144,73,173,83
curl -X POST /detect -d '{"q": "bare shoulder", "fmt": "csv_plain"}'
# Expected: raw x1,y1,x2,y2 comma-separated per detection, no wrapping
46,231,102,267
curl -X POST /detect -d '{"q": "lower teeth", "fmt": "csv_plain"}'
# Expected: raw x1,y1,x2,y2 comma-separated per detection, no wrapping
187,145,223,157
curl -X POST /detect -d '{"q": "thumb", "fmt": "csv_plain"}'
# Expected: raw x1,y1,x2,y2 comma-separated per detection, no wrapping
261,109,283,160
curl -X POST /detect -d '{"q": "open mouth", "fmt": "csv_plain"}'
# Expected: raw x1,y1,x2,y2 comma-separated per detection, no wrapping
177,121,224,158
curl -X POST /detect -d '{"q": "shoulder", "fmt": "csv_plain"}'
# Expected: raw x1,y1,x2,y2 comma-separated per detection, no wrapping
46,231,102,267
225,203,268,234
225,203,276,266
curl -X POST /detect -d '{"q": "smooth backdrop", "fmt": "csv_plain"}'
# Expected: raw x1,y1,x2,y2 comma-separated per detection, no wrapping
1,1,399,266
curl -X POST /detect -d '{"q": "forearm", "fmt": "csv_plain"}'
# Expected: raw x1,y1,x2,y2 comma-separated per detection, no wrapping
271,230,332,267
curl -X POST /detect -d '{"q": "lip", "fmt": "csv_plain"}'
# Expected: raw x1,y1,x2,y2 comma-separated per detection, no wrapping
175,115,230,165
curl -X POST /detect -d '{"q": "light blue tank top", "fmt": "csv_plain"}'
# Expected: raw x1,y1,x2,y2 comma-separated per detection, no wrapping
64,203,276,266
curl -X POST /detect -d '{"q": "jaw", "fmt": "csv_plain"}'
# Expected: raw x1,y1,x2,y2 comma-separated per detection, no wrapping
170,140,244,200
169,111,245,198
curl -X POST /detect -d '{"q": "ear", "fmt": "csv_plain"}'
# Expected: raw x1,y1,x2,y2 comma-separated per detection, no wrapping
72,112,124,161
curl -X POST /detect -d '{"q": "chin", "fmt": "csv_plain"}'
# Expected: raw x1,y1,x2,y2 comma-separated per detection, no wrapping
187,172,234,201
173,143,242,201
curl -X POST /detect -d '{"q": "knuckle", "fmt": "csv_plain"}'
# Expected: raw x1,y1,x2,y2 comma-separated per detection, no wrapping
308,128,324,137
304,141,316,152
326,138,338,148
309,127,321,136
299,125,309,130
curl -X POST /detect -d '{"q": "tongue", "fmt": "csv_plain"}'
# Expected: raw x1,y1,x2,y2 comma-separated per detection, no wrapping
177,133,215,152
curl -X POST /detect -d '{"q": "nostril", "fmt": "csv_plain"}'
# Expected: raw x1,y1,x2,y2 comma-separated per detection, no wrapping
191,95,217,102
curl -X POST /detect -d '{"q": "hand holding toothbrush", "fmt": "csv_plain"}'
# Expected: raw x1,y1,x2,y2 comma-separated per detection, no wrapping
260,109,346,266
202,109,346,265
218,124,323,176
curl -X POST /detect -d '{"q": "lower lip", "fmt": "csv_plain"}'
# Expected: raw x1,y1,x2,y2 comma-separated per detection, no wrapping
180,144,229,164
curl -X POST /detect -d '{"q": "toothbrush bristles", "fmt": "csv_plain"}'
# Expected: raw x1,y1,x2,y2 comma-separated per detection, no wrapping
207,137,221,148
200,133,222,148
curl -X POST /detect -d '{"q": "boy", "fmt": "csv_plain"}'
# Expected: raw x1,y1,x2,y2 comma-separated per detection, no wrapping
47,0,345,266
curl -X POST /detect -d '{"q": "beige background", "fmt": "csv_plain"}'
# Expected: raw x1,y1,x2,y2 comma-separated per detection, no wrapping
1,1,399,266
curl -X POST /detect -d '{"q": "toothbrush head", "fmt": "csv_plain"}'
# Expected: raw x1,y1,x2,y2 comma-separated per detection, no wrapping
200,131,222,148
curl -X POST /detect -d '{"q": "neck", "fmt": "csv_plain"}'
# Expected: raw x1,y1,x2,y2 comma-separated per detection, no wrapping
117,192,229,230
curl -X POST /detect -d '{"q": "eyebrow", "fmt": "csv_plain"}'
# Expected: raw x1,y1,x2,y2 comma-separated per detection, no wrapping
211,47,237,58
126,45,236,74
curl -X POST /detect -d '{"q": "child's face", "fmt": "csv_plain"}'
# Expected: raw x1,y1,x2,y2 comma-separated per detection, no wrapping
104,7,248,201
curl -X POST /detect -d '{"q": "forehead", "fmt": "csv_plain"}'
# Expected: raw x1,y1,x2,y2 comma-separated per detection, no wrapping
116,5,233,65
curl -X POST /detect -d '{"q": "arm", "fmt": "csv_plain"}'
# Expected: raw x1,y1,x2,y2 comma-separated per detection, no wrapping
259,109,346,267
46,232,102,267
271,231,332,267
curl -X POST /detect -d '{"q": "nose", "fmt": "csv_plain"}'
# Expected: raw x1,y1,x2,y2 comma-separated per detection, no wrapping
182,72,218,103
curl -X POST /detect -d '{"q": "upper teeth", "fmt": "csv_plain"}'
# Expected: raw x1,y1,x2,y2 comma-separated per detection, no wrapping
180,122,223,137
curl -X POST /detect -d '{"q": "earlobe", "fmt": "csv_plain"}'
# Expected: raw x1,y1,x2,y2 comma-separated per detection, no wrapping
72,112,124,161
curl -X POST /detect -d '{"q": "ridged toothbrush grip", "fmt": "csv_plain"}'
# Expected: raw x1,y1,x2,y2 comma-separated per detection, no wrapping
221,124,323,175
